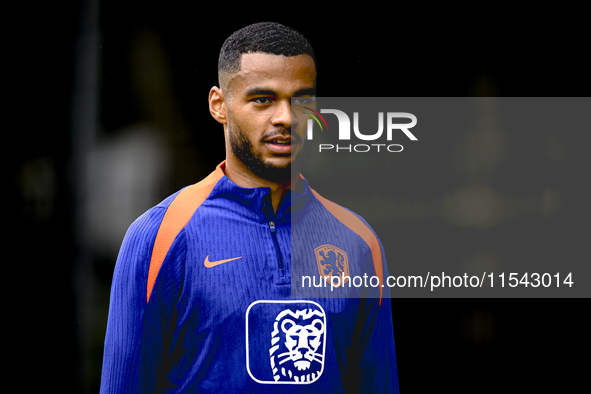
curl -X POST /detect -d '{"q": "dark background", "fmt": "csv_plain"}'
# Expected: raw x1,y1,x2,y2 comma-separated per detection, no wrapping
13,1,589,392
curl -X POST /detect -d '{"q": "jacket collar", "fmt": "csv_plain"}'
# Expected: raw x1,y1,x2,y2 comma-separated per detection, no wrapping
207,161,312,222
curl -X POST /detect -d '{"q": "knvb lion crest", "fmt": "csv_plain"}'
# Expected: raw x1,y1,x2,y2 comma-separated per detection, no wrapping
314,244,349,288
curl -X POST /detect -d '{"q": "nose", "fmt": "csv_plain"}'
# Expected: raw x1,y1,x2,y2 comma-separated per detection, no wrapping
296,333,309,356
297,347,308,357
271,99,297,130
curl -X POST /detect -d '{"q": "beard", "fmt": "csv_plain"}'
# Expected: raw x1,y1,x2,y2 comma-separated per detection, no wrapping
228,123,309,183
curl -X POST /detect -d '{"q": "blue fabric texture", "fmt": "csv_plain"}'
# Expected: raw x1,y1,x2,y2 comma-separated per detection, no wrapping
100,169,399,393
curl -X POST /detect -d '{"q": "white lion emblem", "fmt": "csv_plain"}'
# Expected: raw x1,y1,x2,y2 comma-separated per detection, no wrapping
269,308,325,383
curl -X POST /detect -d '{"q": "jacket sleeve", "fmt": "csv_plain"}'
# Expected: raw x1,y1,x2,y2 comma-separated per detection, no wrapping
99,206,186,393
345,218,400,393
356,294,399,393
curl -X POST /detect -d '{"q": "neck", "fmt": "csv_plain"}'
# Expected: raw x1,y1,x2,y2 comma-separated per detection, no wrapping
223,157,300,213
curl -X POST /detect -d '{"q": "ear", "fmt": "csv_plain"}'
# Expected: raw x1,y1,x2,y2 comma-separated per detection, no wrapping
281,319,296,333
209,86,227,124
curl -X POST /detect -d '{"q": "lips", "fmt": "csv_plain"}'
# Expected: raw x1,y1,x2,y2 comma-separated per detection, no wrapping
263,134,299,154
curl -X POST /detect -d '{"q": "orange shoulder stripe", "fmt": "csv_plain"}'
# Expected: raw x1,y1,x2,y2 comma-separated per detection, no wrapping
310,188,384,305
146,162,225,303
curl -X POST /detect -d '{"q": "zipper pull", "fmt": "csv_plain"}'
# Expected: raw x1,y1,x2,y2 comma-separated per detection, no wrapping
263,199,277,233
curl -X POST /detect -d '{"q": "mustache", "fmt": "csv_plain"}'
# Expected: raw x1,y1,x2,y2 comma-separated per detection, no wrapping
260,128,301,143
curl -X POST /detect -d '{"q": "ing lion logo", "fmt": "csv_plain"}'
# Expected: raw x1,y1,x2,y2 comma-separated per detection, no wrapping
269,308,326,383
315,244,350,288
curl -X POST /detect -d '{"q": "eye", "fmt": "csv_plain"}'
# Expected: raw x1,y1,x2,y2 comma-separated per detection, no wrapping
292,96,314,105
252,97,272,104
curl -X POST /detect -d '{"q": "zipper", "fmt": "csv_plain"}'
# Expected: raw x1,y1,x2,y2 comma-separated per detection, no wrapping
263,198,286,280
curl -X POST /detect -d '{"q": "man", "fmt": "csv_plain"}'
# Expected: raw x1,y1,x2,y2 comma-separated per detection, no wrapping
100,22,399,393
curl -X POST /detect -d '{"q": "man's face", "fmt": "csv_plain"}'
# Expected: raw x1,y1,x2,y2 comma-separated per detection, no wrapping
224,52,316,182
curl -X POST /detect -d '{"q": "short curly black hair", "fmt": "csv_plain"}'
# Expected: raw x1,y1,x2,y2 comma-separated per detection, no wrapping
218,22,316,91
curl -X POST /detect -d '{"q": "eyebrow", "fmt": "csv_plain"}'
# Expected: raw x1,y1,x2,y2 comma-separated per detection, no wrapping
245,88,276,97
294,87,316,96
244,87,316,97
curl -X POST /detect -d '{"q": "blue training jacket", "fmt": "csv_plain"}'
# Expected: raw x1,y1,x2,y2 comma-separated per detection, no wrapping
100,162,399,393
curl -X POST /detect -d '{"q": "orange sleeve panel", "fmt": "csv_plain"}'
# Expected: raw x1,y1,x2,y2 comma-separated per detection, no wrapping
309,188,385,305
146,163,225,303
